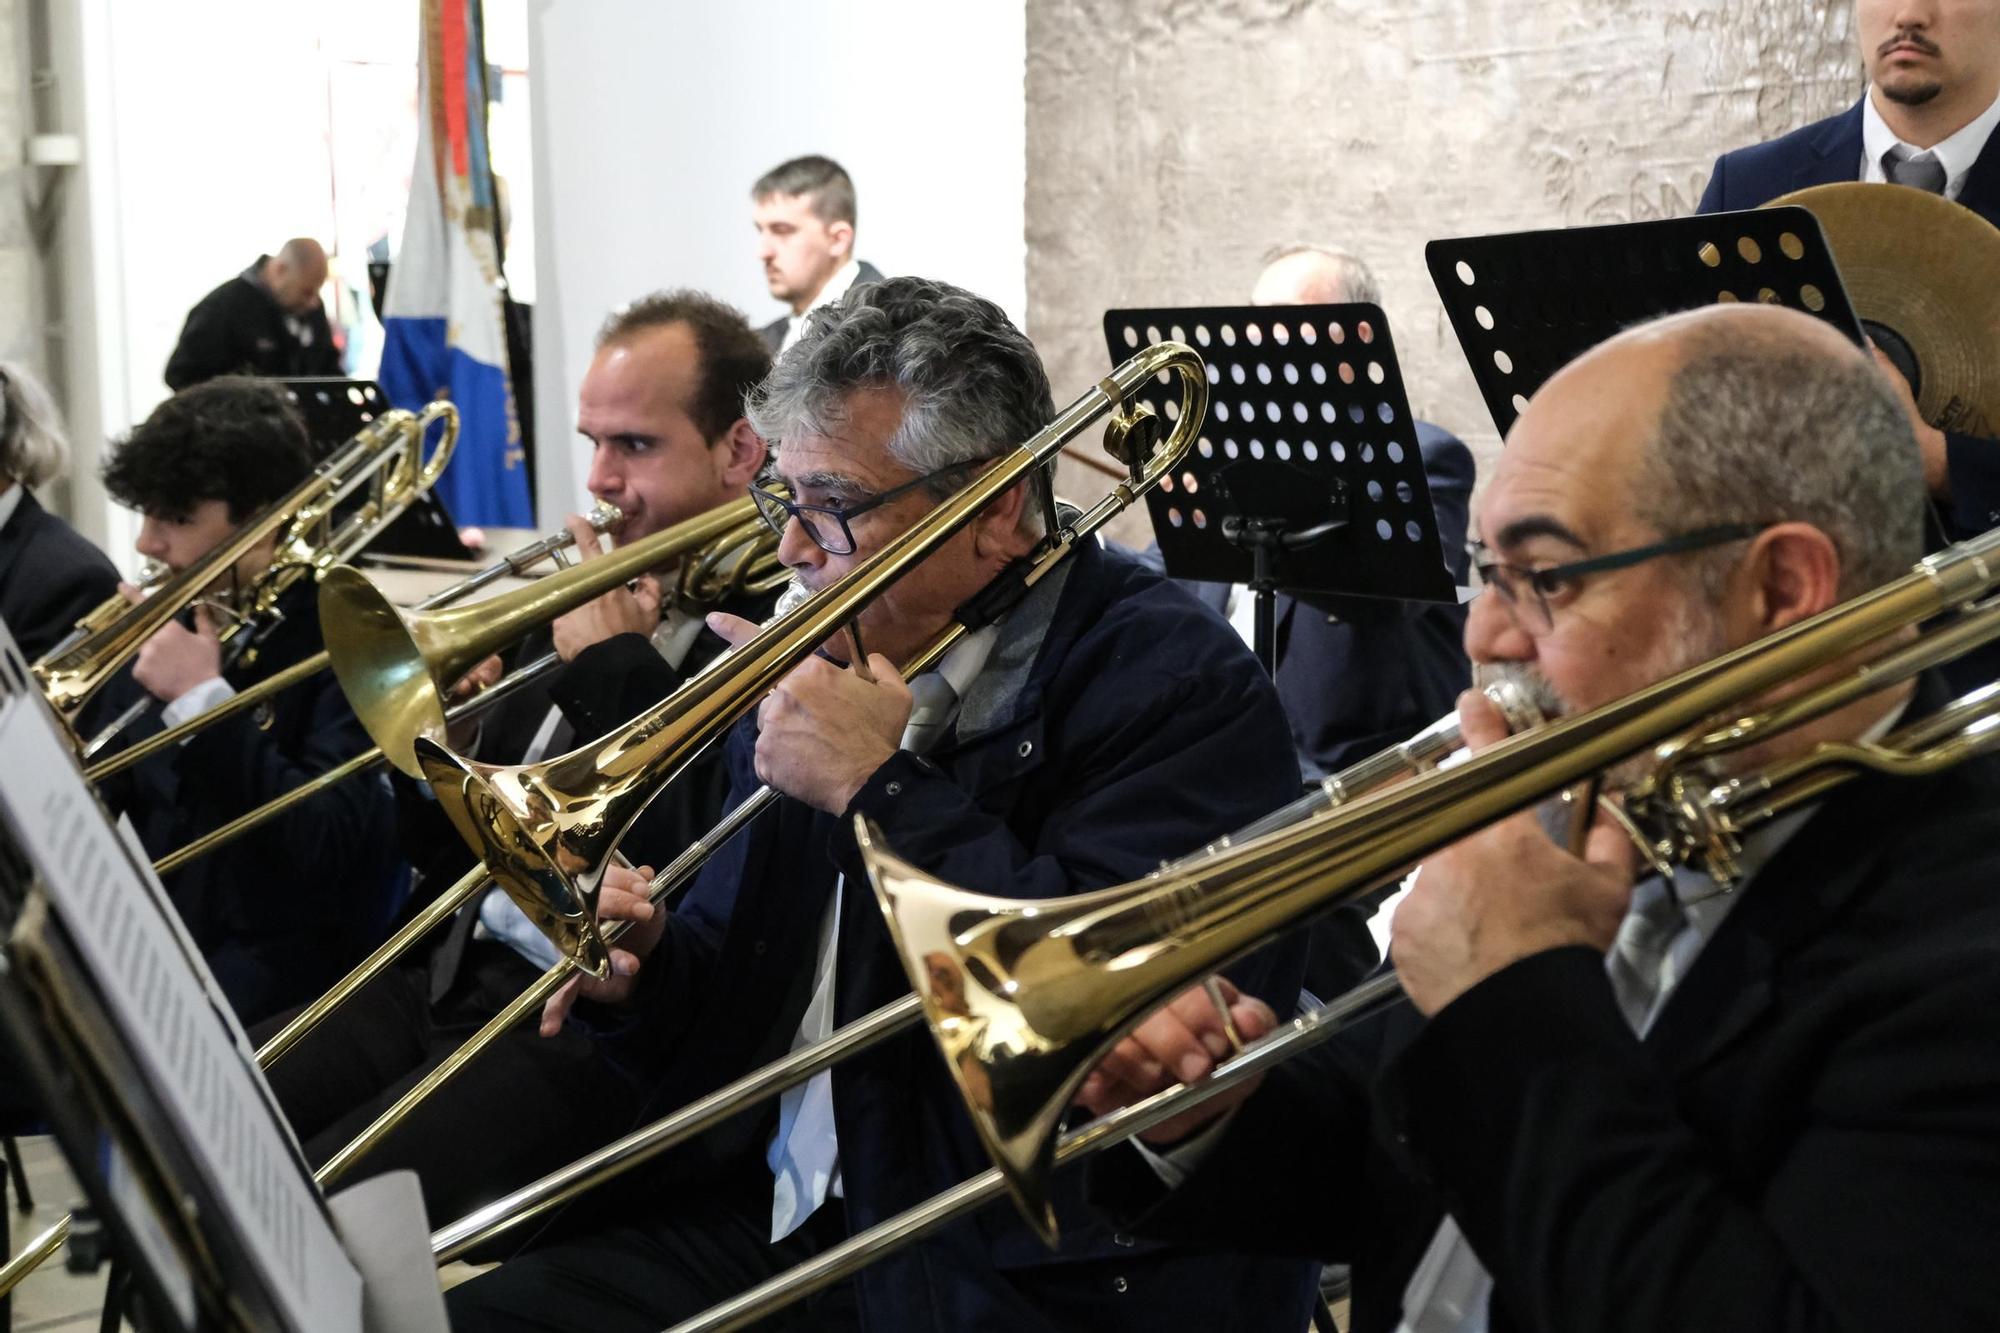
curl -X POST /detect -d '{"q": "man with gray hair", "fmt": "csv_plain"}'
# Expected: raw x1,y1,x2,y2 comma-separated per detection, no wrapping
165,237,343,390
1081,302,2000,1333
448,276,1321,1331
752,154,886,355
0,362,117,659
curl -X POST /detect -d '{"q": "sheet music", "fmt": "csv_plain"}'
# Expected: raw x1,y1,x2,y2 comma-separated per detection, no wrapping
0,691,362,1333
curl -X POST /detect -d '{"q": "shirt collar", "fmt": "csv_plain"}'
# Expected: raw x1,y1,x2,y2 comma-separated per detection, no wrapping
0,483,23,536
1863,84,2000,198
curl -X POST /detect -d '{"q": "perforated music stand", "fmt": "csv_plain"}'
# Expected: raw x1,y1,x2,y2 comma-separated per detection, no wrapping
1426,207,1865,437
276,377,463,561
1103,304,1460,673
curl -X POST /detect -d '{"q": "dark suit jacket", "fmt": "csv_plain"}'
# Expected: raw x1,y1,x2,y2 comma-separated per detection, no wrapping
757,259,887,352
593,538,1320,1332
1696,98,2000,541
0,490,118,661
163,258,343,390
1094,677,2000,1333
96,580,401,1026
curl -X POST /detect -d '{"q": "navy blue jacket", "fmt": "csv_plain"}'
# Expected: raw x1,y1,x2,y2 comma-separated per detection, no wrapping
0,490,118,662
1696,98,2000,540
98,580,402,1025
604,537,1320,1331
1095,680,2000,1333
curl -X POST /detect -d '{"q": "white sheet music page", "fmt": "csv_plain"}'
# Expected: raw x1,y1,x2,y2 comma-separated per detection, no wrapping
0,691,363,1333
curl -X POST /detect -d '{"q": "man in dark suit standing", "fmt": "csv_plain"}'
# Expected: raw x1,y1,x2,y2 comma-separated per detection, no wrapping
446,277,1320,1332
1695,0,2000,539
0,362,117,660
164,238,344,391
254,290,777,1225
1080,303,2000,1333
752,155,885,355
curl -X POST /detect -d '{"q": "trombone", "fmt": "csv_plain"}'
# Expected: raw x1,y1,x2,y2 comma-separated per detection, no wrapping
646,538,2000,1333
310,339,1210,1187
35,403,460,753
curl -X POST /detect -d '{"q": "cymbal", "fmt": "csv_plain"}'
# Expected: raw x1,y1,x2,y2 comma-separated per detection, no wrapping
1768,181,2000,437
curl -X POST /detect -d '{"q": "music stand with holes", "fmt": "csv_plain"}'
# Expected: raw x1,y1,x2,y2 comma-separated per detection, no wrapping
275,377,463,561
1426,207,1865,437
1103,304,1461,677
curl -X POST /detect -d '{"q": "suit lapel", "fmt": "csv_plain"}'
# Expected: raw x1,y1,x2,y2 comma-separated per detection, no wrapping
1956,122,2000,226
1794,99,1867,191
0,493,32,590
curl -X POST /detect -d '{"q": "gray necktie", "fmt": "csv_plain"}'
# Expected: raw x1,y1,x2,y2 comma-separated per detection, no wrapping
900,672,961,755
1884,145,1948,195
1605,876,1688,1034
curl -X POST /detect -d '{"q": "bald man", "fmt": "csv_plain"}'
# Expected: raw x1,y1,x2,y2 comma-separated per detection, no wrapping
1085,303,2000,1333
165,237,342,390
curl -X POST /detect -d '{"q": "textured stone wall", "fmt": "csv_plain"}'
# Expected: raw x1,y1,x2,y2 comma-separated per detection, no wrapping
0,0,34,366
1026,0,1856,528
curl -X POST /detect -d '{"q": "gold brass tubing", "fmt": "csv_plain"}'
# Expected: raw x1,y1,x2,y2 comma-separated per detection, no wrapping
151,748,384,875
0,1217,69,1301
83,651,332,782
255,863,492,1068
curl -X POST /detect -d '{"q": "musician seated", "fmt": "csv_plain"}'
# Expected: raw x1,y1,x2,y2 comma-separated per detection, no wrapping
445,276,1322,1332
94,377,401,1026
0,361,117,660
252,290,775,1226
1081,303,2000,1333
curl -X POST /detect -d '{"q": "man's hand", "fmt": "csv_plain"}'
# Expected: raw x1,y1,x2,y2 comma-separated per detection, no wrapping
1390,690,1639,1017
131,599,225,703
550,515,662,662
1073,976,1277,1144
443,654,503,746
1870,344,1949,500
709,612,914,815
539,862,663,1035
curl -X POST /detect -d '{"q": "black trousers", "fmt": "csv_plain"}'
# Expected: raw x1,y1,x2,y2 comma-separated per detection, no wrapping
253,940,650,1229
444,1173,857,1332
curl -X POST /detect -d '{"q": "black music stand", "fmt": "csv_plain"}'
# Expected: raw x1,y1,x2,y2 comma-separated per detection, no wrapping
1104,304,1461,676
275,377,464,561
1426,207,1865,436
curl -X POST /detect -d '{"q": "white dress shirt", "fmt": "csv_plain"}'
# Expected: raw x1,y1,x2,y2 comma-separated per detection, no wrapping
777,258,864,355
1860,84,2000,201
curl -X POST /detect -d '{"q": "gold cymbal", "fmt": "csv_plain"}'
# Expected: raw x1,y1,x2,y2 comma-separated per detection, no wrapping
1768,181,2000,437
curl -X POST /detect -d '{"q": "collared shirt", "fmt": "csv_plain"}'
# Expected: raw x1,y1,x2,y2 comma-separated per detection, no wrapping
1861,84,2000,201
766,624,1002,1240
777,258,864,355
0,482,23,536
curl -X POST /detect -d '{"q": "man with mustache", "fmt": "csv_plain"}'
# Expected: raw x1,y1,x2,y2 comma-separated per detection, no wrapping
1078,302,2000,1333
1695,0,2000,551
446,276,1321,1331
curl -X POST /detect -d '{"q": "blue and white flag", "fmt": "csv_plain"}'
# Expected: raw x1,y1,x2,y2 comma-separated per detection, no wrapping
378,0,530,527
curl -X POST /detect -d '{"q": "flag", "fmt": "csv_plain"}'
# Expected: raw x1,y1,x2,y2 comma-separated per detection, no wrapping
378,0,530,527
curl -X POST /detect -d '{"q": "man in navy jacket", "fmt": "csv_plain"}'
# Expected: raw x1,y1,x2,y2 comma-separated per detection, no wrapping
1695,0,2000,541
446,278,1320,1330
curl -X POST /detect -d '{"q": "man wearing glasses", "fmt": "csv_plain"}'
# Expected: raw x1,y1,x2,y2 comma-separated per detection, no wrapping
1079,302,2000,1333
448,276,1324,1331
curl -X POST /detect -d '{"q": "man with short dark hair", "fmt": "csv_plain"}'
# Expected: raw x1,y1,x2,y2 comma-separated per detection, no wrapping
164,238,344,390
446,276,1321,1331
254,290,776,1226
95,377,399,1025
751,155,885,354
1079,303,2000,1333
1696,0,2000,541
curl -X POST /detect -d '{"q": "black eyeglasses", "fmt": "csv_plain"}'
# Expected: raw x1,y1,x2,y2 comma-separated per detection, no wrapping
751,460,981,556
1471,522,1767,635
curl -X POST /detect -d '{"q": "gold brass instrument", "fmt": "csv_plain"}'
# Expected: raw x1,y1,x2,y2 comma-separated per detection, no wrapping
409,341,1210,984
141,503,784,876
310,341,1208,1189
424,681,1540,1261
34,403,460,750
863,527,2000,1246
82,501,626,786
39,560,168,662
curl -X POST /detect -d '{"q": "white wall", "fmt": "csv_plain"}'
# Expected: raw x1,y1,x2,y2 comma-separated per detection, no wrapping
526,0,1028,526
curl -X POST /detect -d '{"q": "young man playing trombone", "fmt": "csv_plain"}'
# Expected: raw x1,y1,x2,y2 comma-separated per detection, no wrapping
445,276,1324,1331
1081,303,2000,1333
93,377,401,1025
